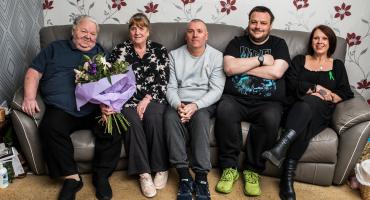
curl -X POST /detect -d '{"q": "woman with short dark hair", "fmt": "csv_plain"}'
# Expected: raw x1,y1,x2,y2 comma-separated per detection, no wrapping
262,25,354,200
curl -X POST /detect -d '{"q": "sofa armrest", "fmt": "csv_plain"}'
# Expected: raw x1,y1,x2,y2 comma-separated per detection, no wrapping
332,89,370,134
331,89,370,185
10,87,46,174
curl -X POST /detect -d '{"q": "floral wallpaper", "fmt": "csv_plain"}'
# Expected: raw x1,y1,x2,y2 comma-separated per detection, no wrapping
42,0,370,104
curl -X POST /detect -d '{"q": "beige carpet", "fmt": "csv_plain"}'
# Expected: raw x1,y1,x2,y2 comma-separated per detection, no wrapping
0,169,361,200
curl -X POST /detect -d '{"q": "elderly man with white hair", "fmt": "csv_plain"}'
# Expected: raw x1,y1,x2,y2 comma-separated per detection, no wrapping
22,15,113,200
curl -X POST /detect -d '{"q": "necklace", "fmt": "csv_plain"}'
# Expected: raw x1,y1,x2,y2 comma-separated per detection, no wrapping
315,57,328,71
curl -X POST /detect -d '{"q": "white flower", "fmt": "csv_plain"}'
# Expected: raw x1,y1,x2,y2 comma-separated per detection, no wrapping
100,56,112,68
74,69,82,74
83,62,89,71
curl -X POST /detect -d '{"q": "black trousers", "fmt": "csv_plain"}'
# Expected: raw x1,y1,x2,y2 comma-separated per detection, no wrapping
39,106,101,178
104,102,169,176
285,95,334,160
215,95,283,173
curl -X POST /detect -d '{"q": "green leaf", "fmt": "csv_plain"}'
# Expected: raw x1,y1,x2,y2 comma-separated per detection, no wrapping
107,75,112,85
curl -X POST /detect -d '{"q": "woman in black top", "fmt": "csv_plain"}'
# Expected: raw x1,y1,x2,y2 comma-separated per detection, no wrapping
107,13,169,198
262,25,353,200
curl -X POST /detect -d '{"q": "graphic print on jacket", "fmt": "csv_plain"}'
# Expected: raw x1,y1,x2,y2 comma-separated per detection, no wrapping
231,46,276,97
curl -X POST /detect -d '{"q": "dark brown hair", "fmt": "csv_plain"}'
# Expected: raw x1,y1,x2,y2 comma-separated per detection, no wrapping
248,6,275,24
307,25,337,57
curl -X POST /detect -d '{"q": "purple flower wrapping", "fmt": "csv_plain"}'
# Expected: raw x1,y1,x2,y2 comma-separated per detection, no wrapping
75,68,136,112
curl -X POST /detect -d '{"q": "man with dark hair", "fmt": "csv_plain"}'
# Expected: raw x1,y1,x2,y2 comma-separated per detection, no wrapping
214,6,290,196
165,19,225,200
22,15,114,200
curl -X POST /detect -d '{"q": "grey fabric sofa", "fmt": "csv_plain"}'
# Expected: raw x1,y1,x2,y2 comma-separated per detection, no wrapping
10,23,370,186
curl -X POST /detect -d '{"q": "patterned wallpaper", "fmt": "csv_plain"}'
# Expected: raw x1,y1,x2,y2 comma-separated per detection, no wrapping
37,0,370,104
0,0,43,104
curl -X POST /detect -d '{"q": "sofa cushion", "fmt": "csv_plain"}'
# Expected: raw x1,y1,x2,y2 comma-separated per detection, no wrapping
71,130,126,161
299,128,338,163
210,119,337,163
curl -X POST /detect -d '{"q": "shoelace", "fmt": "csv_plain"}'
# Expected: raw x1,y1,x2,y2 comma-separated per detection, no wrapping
220,169,236,181
245,172,259,184
179,179,192,193
195,181,210,196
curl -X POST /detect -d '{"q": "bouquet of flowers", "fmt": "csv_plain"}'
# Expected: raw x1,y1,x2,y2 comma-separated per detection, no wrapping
74,53,136,134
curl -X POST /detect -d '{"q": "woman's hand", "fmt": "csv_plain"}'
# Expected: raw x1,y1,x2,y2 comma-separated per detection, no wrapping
311,84,342,103
100,104,114,122
137,95,152,120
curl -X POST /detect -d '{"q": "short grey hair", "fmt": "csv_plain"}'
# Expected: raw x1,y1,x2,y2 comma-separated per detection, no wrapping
188,19,208,31
72,15,100,36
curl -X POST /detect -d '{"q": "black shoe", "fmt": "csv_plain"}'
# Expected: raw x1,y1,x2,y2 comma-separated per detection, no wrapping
177,178,194,200
93,175,112,200
58,176,83,200
279,159,298,200
262,129,298,168
194,180,210,200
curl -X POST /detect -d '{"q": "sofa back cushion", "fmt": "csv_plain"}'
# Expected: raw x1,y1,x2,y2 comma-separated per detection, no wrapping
39,23,346,61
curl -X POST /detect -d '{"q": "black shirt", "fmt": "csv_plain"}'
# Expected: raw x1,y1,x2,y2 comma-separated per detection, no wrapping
223,34,291,102
30,40,105,117
286,55,353,101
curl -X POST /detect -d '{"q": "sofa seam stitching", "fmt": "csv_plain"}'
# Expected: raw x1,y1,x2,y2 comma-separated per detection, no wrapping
339,112,370,133
13,111,39,174
338,121,370,183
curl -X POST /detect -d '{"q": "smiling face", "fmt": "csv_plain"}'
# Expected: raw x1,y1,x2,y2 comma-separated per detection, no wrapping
129,24,149,46
247,11,272,43
185,21,208,51
72,19,97,52
312,29,330,56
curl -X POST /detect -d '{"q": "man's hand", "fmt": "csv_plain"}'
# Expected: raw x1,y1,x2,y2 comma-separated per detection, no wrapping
137,95,152,120
262,54,274,66
22,98,40,117
178,103,198,123
22,68,42,117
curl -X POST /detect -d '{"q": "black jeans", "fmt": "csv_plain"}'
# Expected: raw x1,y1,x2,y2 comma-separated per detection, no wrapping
215,95,283,173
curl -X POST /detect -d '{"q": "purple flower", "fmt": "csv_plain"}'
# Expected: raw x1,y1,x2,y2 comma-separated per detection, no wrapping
89,63,97,74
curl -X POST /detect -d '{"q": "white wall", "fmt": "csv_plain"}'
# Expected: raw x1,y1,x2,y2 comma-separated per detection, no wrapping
43,0,370,103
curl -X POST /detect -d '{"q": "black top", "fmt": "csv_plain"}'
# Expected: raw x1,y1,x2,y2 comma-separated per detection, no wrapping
31,40,105,117
286,54,354,102
108,40,170,107
223,34,291,102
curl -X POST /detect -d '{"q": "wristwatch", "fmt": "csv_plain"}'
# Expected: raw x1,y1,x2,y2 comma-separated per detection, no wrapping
258,54,264,66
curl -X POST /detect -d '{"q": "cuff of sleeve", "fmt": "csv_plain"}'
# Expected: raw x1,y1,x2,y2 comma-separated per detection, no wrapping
171,100,181,110
194,100,204,110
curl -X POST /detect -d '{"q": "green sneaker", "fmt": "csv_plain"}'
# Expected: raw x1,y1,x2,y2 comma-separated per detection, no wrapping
215,168,239,194
243,170,261,196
